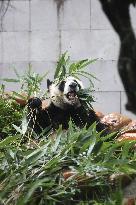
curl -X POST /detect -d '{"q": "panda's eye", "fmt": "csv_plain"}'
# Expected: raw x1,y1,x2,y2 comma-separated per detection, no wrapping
58,81,66,92
60,80,66,86
78,83,81,89
61,80,66,84
74,80,81,89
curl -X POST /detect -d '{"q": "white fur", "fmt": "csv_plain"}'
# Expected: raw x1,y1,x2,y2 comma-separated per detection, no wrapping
63,76,84,95
48,76,84,109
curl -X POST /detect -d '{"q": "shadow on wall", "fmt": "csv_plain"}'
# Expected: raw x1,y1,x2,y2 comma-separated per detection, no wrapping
0,0,10,30
99,0,136,115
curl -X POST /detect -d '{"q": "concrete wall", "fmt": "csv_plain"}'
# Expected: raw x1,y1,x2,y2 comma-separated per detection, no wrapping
0,0,136,118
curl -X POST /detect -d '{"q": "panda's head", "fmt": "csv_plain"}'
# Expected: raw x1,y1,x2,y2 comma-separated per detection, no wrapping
47,76,84,109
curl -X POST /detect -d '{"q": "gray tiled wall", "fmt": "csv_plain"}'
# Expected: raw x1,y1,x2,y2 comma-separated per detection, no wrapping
0,0,136,119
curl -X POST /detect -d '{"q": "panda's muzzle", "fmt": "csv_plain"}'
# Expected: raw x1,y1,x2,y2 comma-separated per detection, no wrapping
66,91,77,100
66,82,79,100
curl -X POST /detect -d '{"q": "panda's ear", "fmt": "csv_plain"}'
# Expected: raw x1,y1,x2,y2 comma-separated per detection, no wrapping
47,79,52,89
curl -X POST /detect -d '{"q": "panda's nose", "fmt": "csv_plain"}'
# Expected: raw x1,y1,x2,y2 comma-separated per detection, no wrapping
69,82,77,89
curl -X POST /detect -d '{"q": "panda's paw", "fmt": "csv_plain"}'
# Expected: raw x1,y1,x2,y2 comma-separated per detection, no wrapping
27,97,42,109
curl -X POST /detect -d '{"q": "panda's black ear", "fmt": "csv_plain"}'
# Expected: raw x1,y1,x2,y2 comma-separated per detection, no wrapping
47,79,52,89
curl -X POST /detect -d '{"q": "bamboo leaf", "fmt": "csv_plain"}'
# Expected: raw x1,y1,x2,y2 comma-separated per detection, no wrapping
24,142,50,165
0,135,20,148
21,117,28,135
1,78,20,83
54,52,69,79
12,91,27,100
52,131,62,153
121,141,136,160
13,124,24,135
87,135,96,156
21,178,52,204
13,68,20,78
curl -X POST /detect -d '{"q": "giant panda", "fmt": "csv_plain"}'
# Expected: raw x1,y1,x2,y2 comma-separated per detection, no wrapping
27,76,108,135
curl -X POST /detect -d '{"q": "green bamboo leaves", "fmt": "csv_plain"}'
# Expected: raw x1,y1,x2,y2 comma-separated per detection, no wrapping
54,52,97,85
0,122,135,205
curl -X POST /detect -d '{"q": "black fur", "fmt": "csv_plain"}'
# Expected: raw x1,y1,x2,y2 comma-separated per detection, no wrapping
47,79,52,90
58,80,66,92
74,79,81,89
27,97,108,135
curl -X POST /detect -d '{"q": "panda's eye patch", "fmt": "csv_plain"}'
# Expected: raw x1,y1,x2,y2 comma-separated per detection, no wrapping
58,80,66,92
74,80,81,89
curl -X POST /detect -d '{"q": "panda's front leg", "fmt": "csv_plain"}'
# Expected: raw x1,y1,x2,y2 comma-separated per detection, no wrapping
27,97,43,134
27,97,42,110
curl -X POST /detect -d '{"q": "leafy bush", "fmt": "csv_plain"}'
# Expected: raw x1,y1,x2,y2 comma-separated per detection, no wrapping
0,86,23,139
0,122,135,205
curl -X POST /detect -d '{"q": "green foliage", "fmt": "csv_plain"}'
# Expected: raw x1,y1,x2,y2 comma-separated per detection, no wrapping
2,65,48,98
0,90,23,139
78,88,95,110
0,122,135,205
54,52,97,86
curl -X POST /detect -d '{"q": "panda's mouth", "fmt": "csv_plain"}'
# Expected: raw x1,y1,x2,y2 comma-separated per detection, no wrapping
66,91,77,101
